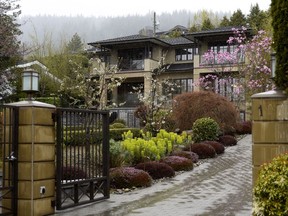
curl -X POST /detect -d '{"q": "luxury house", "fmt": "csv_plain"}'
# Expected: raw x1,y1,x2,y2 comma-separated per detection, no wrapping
88,25,252,126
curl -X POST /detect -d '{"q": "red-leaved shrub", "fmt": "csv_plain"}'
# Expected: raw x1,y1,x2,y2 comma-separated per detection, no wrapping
184,143,216,159
110,167,152,189
172,91,239,134
236,121,252,134
160,156,193,171
61,166,87,180
202,141,225,154
170,150,199,163
135,161,175,179
218,135,237,146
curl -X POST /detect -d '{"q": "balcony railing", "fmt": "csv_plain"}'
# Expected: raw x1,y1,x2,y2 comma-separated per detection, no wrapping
119,59,144,71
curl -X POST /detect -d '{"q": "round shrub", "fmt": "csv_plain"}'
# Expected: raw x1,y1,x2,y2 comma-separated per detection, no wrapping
160,156,193,171
192,117,220,143
253,153,288,216
202,141,225,155
135,161,175,179
218,135,237,146
172,91,239,133
110,167,152,189
236,121,252,134
184,143,216,159
110,122,126,129
170,150,199,163
61,166,87,180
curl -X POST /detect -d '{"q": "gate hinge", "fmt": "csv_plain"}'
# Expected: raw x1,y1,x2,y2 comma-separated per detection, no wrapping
52,112,57,122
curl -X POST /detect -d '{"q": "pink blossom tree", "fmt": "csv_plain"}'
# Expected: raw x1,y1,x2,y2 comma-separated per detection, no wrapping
199,27,273,105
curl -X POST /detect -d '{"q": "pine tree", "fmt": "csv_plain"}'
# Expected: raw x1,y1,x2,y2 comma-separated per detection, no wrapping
229,9,247,26
219,16,230,27
247,3,267,31
66,33,84,54
201,18,214,31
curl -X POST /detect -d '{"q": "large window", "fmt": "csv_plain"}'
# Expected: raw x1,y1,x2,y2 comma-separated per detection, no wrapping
118,47,152,70
175,48,198,61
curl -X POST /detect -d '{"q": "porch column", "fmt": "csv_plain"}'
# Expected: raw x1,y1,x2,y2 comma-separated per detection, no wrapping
9,100,56,216
251,90,288,185
144,74,152,99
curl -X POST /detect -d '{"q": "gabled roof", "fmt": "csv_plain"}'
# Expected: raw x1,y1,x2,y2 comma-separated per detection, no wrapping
184,26,253,41
89,34,193,48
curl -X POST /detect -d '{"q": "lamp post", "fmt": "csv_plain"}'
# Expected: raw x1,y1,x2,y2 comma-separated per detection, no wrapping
21,69,39,100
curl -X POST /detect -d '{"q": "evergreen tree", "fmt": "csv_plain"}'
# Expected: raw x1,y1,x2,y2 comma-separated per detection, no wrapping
230,9,247,26
271,0,288,92
0,0,22,101
201,18,214,31
219,16,230,27
247,3,267,31
66,33,84,54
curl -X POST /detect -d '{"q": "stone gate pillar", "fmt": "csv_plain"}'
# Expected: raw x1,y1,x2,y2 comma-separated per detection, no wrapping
251,90,288,185
7,100,56,216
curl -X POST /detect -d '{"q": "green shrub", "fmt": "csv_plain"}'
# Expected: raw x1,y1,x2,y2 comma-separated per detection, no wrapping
110,167,152,189
172,91,239,134
64,128,141,145
111,118,126,125
110,122,126,129
109,139,126,168
160,156,193,171
253,153,288,216
192,117,219,143
135,161,175,179
121,129,192,165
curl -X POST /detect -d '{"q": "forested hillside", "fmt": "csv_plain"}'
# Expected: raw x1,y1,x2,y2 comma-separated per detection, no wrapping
18,10,228,47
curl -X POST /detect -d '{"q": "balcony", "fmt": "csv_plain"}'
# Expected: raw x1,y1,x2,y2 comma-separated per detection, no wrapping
118,59,158,72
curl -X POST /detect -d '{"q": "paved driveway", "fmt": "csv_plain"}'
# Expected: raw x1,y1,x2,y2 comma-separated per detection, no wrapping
55,135,253,216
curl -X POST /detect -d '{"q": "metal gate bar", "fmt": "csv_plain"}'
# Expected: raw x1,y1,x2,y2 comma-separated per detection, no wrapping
0,105,19,216
55,108,110,210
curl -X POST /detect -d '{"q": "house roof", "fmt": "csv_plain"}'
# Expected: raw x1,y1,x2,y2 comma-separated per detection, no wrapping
88,25,193,48
184,26,253,41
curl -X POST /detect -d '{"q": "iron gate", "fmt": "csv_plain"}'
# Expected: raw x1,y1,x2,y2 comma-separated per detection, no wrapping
55,108,110,210
0,105,19,215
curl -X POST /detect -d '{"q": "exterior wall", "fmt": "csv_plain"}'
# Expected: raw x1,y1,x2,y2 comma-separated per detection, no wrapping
251,91,288,185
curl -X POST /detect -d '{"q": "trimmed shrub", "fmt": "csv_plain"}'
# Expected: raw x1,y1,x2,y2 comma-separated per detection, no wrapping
110,122,126,129
170,150,199,163
61,166,87,180
192,117,220,143
172,91,239,133
218,135,237,146
253,153,288,216
236,121,252,134
111,118,126,125
202,141,225,155
160,156,193,171
184,143,216,159
110,167,152,189
135,161,175,179
64,128,141,145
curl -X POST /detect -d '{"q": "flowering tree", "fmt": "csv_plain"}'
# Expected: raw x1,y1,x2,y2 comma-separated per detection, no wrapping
59,57,124,109
200,27,273,104
134,57,179,135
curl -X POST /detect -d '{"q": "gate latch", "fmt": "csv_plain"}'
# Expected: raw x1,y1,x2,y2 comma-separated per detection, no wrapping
6,152,17,162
